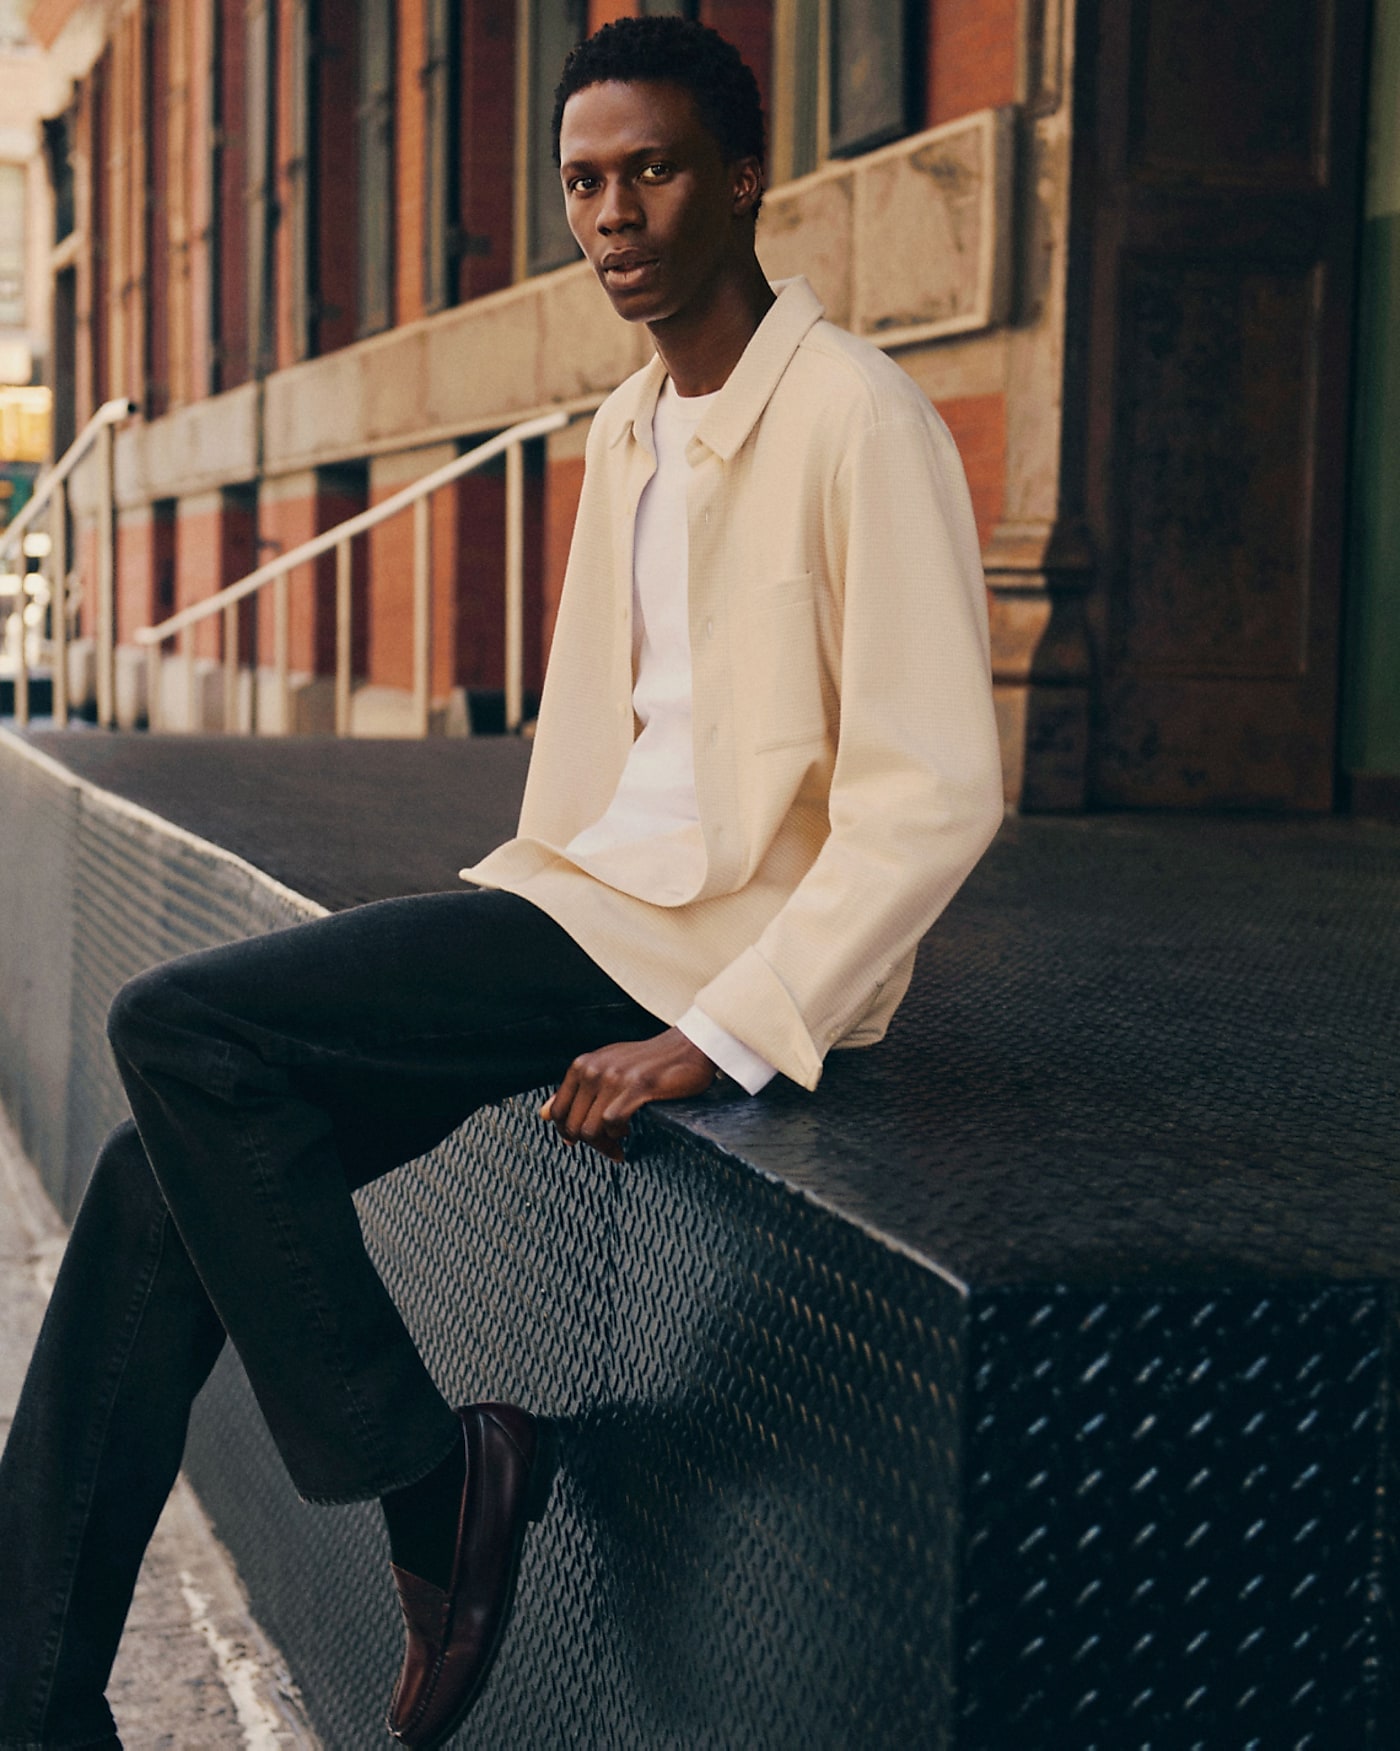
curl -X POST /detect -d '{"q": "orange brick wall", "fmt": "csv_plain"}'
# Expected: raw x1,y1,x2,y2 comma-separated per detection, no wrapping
367,496,412,690
174,502,226,661
115,507,154,646
395,0,427,329
257,489,322,670
588,1,634,29
927,0,1019,127
936,392,1007,549
366,475,465,694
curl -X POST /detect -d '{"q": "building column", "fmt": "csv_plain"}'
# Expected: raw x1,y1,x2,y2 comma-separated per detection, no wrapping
980,0,1094,812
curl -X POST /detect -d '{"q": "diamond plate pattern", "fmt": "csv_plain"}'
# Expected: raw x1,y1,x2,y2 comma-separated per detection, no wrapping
4,733,1400,1748
960,1285,1387,1749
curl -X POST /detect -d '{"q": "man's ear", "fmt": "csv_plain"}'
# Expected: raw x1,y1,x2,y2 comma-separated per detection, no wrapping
731,156,764,218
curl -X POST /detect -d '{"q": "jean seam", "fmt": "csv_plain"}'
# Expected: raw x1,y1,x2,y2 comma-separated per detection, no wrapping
236,1108,391,1486
27,1203,170,1739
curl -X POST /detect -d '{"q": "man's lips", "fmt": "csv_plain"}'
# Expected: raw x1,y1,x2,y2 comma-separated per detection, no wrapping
601,255,659,288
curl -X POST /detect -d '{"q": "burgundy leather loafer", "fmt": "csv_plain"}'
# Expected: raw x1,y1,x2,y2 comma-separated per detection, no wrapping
386,1402,557,1749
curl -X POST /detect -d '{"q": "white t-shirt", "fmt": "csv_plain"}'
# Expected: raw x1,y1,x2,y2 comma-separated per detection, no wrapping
566,375,776,1094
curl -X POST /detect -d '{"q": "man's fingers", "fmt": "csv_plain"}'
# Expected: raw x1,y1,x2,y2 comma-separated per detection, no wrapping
538,1029,713,1156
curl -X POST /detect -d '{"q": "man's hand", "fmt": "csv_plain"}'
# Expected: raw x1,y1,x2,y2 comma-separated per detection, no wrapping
539,1027,718,1162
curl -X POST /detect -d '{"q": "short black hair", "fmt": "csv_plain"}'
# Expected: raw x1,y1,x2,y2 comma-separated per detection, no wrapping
550,15,766,218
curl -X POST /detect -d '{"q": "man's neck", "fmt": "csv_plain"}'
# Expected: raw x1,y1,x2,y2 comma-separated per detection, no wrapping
645,256,777,397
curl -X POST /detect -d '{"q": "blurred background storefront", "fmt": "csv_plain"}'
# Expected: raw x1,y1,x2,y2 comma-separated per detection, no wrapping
4,0,1397,816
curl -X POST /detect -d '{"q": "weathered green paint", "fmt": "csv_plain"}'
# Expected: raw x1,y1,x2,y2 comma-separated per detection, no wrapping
1343,0,1400,777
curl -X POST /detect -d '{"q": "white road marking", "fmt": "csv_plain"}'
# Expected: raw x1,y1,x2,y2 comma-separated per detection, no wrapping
179,1572,301,1749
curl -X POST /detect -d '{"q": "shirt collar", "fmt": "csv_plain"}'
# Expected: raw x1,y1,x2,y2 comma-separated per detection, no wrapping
609,275,827,462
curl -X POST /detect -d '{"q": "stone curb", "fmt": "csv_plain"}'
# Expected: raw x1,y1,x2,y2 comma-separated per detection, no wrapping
0,1102,321,1749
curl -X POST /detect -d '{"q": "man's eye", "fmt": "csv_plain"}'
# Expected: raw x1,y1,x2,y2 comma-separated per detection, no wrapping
641,162,671,179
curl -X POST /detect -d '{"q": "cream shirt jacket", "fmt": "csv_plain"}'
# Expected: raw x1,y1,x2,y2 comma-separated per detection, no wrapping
461,275,1003,1092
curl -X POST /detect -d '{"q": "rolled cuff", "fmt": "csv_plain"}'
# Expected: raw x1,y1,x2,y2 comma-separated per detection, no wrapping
676,1003,779,1095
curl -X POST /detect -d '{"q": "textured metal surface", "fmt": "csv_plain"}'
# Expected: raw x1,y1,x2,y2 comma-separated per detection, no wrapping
959,1284,1390,1749
22,729,533,912
676,811,1400,1285
195,1109,966,1748
5,730,1400,1747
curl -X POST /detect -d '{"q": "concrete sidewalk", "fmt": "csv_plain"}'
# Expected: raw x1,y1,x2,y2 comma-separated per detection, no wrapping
0,1101,320,1749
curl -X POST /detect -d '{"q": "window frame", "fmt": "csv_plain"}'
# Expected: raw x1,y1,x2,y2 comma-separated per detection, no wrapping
356,0,396,337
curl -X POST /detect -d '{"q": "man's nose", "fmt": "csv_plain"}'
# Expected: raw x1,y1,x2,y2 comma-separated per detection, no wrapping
597,179,642,235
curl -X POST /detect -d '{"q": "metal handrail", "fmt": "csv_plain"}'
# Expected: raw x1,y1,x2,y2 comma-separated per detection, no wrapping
4,398,134,728
135,408,569,737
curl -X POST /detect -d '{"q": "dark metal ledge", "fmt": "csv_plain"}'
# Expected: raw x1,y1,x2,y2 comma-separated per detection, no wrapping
5,727,1399,1748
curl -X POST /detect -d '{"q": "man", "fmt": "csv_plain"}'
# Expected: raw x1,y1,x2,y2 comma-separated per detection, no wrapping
0,16,1001,1751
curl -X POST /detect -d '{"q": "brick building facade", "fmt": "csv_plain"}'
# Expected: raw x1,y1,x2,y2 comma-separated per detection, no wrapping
26,0,1399,813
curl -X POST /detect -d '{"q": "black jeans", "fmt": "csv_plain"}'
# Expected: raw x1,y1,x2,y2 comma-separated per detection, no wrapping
0,888,663,1750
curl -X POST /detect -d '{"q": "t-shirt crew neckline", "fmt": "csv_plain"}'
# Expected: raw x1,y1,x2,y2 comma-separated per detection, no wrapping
661,375,723,414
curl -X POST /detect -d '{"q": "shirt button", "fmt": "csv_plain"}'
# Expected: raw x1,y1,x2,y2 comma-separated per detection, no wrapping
705,617,714,638
704,509,711,524
709,725,719,746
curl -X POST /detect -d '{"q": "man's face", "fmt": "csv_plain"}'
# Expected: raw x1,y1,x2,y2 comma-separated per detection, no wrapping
559,78,757,323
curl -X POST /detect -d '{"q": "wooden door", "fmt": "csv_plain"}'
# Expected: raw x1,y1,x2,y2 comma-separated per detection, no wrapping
1081,0,1369,809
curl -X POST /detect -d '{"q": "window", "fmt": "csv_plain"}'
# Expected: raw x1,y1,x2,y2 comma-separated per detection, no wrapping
772,0,923,180
357,0,395,335
423,1,517,310
144,0,171,417
308,0,358,353
523,0,587,278
0,166,25,330
90,52,109,405
287,0,312,358
422,0,455,312
246,0,278,377
209,0,249,393
44,116,76,245
828,0,922,158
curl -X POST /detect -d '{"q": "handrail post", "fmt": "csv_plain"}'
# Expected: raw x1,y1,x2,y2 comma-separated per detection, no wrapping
128,411,570,732
413,495,432,738
51,481,68,727
504,438,524,734
334,537,351,736
96,420,116,728
183,626,196,729
147,638,162,732
274,569,289,734
13,564,27,728
223,602,238,731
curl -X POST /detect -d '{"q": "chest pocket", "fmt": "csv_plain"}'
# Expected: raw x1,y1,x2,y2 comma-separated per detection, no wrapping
748,572,828,752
